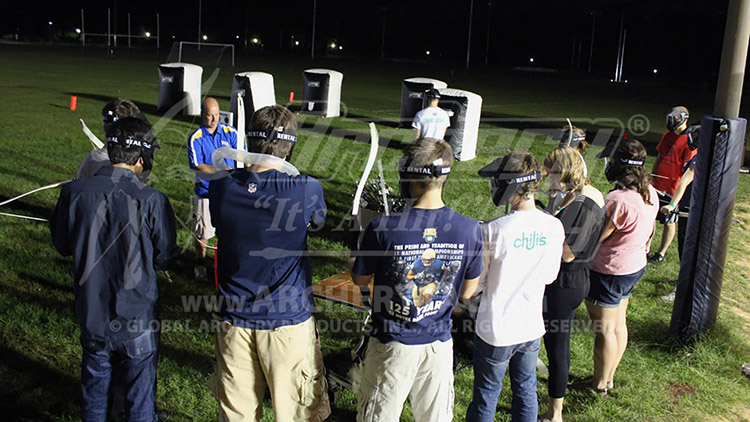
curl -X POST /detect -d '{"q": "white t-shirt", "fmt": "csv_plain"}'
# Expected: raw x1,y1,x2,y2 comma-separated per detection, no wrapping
475,209,565,347
412,107,451,140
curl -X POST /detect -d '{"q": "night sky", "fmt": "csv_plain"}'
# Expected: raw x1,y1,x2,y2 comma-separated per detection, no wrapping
0,0,731,83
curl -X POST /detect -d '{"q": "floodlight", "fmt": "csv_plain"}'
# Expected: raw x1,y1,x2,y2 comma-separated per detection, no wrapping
330,42,336,48
236,35,239,39
653,68,658,74
530,57,534,63
48,21,52,25
145,32,151,38
426,50,430,55
295,41,300,46
75,28,81,34
339,45,343,50
251,37,259,44
202,35,207,41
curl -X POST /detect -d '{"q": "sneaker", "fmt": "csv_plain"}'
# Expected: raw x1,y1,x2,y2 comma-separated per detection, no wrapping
648,253,665,264
661,289,677,302
194,264,208,281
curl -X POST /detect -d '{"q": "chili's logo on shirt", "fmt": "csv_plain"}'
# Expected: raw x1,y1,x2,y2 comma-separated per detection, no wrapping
513,231,547,250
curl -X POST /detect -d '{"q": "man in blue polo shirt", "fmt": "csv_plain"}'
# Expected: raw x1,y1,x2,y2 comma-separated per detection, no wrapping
208,105,330,422
351,137,483,422
187,97,241,280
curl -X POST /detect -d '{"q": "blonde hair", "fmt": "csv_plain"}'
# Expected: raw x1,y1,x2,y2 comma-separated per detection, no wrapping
544,146,589,192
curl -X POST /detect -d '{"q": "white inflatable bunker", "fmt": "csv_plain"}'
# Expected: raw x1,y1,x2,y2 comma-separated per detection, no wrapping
437,88,482,161
157,63,203,116
301,69,343,118
230,72,276,125
400,77,448,127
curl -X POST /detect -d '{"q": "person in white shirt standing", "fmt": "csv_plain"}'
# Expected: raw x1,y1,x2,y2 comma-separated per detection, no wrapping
412,89,451,140
462,151,565,422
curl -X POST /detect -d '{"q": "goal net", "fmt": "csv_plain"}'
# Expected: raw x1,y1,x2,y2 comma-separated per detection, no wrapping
166,41,235,67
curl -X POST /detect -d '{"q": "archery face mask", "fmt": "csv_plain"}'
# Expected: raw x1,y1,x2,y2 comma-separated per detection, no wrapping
397,156,451,201
666,107,689,132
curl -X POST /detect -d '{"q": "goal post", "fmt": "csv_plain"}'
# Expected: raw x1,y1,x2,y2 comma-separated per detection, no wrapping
167,41,235,67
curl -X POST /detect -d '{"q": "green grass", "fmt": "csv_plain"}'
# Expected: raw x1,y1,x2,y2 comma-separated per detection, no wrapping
1,44,749,421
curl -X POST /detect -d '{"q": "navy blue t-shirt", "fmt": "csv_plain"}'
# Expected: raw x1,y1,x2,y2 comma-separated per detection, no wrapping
208,168,326,329
352,207,483,345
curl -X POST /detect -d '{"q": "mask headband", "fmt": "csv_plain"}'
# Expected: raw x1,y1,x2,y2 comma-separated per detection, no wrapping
107,136,153,149
399,165,451,177
102,110,119,124
246,130,298,143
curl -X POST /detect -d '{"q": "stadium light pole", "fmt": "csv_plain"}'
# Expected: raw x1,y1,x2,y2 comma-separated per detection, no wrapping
715,0,750,118
311,0,317,60
484,0,492,67
587,11,601,74
466,0,474,69
198,0,202,50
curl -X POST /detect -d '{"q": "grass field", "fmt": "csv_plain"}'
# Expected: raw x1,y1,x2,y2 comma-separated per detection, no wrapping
0,44,749,421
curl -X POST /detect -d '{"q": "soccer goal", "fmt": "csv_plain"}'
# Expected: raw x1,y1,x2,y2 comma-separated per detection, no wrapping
166,41,235,67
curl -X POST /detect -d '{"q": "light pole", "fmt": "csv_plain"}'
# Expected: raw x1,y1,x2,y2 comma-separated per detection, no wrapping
311,0,317,60
198,0,202,49
466,0,474,69
588,11,601,74
484,0,493,67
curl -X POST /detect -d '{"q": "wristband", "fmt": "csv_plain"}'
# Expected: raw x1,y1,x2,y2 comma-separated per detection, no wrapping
668,202,676,208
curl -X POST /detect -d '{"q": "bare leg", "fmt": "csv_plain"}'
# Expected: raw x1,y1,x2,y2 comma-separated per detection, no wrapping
540,397,564,422
607,298,630,386
586,301,619,391
656,223,676,256
195,238,207,260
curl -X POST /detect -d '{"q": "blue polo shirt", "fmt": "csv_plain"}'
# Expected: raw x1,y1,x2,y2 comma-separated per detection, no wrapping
187,122,240,197
208,168,326,329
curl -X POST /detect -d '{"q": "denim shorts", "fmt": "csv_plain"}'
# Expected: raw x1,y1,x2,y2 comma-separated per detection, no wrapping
586,267,646,308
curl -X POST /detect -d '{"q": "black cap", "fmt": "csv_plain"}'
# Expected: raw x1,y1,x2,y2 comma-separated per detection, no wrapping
425,89,441,100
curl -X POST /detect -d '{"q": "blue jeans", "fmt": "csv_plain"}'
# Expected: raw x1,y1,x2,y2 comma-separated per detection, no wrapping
80,330,159,422
466,336,541,422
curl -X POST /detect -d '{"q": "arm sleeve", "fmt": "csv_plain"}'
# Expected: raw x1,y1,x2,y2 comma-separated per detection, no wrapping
606,195,634,231
49,187,72,256
463,222,484,280
305,178,327,229
351,221,381,276
229,128,239,149
151,194,179,271
187,133,203,169
412,114,422,130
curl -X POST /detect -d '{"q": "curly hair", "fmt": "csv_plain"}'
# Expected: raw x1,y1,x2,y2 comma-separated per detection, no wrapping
610,138,652,204
544,146,588,192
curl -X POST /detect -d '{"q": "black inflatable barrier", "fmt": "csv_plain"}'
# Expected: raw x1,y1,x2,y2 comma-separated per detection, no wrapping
670,116,746,339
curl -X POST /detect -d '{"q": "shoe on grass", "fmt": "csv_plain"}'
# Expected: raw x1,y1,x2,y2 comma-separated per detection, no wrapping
661,289,677,302
194,264,208,281
648,253,665,264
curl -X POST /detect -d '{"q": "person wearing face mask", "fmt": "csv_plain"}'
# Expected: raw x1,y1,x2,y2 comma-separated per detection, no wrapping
647,106,697,264
585,138,659,396
539,146,605,422
462,151,565,422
